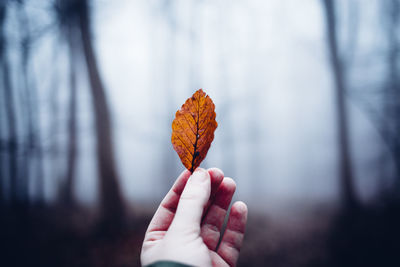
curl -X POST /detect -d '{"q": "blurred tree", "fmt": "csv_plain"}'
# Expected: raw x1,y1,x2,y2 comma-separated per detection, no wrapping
382,0,400,193
54,0,125,226
56,8,79,206
0,1,18,205
63,35,78,206
49,51,62,192
75,0,125,226
17,0,44,204
322,0,359,209
0,1,7,205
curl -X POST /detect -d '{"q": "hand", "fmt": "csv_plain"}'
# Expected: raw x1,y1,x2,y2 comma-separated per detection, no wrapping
141,168,248,267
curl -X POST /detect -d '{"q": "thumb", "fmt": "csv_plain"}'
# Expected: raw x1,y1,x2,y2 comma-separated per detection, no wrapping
169,168,211,231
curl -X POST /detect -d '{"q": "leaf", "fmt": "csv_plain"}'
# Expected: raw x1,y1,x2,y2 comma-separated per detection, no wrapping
171,89,218,173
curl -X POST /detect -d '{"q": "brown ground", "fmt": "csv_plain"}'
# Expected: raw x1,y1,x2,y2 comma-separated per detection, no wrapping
1,200,399,267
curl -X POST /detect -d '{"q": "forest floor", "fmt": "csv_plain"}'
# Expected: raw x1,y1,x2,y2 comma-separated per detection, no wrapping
1,200,399,267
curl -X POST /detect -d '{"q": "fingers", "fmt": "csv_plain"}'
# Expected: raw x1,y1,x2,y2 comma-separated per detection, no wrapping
201,177,236,250
146,168,223,234
210,251,229,267
203,168,224,214
169,168,211,232
217,201,248,267
207,168,225,201
146,170,191,233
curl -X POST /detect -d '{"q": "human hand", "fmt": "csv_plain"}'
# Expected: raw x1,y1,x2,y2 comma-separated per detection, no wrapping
141,168,248,267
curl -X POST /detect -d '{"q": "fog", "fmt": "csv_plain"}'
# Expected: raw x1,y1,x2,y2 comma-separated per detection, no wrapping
1,0,399,266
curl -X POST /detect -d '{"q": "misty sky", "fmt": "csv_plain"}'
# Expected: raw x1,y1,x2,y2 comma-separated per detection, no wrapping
13,0,391,211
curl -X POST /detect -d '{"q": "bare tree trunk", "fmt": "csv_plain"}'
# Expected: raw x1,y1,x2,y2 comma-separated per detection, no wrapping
49,49,61,194
61,26,79,206
27,49,45,205
0,2,19,205
322,0,358,209
77,0,125,226
19,40,32,205
0,3,7,205
384,0,400,193
15,1,45,205
18,3,33,204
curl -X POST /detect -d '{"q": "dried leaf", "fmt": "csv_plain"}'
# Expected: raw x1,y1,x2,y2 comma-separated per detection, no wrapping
171,89,218,173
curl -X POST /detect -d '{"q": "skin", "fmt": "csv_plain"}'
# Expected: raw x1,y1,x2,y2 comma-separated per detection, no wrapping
141,168,248,267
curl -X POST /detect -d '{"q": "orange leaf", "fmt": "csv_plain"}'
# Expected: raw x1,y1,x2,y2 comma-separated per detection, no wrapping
171,89,218,173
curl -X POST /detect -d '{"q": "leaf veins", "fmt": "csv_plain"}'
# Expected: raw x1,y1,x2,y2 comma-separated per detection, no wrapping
171,89,218,173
